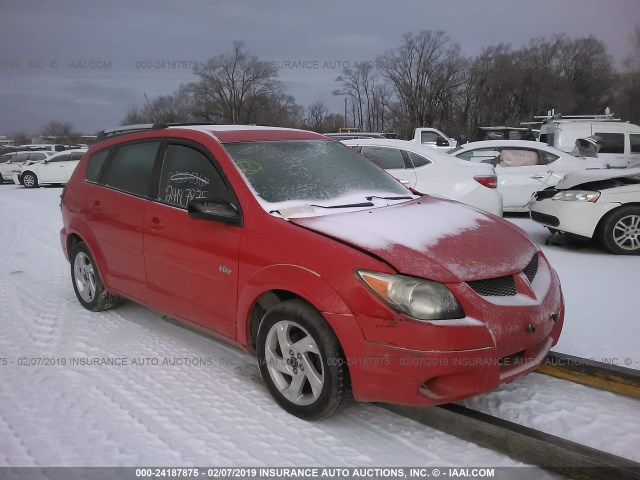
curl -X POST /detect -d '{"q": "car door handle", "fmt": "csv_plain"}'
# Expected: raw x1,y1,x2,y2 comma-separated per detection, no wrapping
530,175,547,179
90,201,102,212
145,217,163,231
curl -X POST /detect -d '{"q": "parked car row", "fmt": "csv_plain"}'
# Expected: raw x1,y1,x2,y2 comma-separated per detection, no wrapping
0,148,86,187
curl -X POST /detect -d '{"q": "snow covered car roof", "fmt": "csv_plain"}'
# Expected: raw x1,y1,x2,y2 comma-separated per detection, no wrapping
556,167,640,189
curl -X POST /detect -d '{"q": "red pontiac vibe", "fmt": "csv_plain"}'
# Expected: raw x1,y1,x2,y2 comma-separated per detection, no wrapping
60,124,564,420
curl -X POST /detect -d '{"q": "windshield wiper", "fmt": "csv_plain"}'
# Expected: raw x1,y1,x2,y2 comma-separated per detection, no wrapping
365,195,414,201
268,201,374,216
310,202,374,209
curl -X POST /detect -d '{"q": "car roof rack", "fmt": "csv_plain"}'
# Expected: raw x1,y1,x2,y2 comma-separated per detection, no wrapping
96,122,218,141
532,108,621,123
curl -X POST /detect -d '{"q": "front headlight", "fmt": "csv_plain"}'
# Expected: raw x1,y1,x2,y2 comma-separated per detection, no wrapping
552,190,600,202
356,270,464,320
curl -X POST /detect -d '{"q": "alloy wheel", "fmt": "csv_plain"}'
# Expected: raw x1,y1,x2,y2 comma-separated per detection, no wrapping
264,320,324,406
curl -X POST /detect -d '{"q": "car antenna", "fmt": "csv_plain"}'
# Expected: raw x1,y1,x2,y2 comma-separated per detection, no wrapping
144,93,160,124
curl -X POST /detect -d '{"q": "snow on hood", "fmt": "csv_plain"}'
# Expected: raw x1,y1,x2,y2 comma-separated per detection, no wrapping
291,196,536,283
557,167,640,190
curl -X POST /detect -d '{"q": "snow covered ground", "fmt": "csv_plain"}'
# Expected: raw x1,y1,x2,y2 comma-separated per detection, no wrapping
0,185,638,467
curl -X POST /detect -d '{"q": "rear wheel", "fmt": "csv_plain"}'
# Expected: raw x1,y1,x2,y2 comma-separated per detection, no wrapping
22,172,38,188
599,206,640,255
70,242,119,311
257,299,352,420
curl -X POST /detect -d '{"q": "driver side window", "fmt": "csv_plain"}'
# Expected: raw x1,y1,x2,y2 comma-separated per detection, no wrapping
158,144,230,209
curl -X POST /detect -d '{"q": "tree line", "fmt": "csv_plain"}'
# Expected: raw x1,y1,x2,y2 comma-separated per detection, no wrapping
22,27,640,143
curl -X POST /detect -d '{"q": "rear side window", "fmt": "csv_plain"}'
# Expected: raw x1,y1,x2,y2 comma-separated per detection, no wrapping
538,150,559,165
630,134,640,153
498,149,540,167
49,154,71,163
11,154,29,164
594,133,624,154
103,142,160,197
29,153,47,161
158,144,230,209
360,146,405,169
70,152,85,161
406,151,431,168
86,149,110,183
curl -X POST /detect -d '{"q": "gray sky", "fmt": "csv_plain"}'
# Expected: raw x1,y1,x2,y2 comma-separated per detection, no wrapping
1,0,638,135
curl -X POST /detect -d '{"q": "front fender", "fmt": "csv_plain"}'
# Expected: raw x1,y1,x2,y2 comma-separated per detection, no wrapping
236,264,353,346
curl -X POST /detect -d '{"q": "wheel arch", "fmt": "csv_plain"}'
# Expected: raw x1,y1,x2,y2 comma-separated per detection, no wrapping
237,265,353,352
594,202,640,238
63,224,112,290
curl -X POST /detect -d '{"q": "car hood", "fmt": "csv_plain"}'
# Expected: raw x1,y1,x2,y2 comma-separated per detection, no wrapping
557,167,640,189
291,196,536,283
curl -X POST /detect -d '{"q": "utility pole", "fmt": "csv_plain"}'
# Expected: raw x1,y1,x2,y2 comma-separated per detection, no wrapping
344,98,348,129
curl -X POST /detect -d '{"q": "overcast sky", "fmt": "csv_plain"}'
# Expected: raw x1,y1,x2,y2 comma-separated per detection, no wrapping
1,0,639,135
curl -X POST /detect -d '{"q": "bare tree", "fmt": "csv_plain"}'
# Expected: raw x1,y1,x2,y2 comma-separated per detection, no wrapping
377,31,465,135
192,41,280,124
335,62,392,132
304,101,329,132
41,121,78,143
122,85,195,125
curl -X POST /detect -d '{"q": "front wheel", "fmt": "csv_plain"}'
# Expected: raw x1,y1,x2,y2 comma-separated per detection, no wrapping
70,242,119,311
22,172,38,188
257,299,352,420
599,206,640,255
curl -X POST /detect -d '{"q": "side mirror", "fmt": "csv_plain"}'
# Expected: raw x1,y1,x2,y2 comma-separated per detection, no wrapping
188,198,242,226
436,137,450,147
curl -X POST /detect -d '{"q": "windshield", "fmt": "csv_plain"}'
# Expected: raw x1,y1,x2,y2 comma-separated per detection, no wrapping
224,140,410,206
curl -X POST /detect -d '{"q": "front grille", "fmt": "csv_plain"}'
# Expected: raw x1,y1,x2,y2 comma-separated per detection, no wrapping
467,275,516,296
530,211,560,227
523,253,539,283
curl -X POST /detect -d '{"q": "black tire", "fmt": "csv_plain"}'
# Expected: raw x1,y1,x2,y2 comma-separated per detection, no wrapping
599,206,640,255
22,172,38,188
257,299,353,420
70,242,119,311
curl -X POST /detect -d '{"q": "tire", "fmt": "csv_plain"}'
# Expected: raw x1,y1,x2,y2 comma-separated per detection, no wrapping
70,242,119,311
22,172,38,188
257,299,353,420
599,206,640,255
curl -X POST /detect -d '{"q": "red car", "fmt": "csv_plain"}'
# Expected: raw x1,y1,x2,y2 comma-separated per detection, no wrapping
60,124,564,420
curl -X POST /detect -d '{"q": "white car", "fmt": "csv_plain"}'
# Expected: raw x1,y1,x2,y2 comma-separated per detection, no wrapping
0,151,50,182
529,167,640,254
16,149,86,188
341,139,503,216
448,140,607,212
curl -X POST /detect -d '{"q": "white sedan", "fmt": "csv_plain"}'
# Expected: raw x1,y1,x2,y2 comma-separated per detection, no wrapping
0,151,50,182
341,139,503,216
448,140,606,212
529,167,640,254
15,149,86,188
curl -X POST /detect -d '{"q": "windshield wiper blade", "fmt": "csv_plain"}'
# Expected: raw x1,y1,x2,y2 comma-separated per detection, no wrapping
365,195,414,201
310,202,374,209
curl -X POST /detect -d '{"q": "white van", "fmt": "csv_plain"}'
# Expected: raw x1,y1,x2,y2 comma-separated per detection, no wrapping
538,116,640,168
